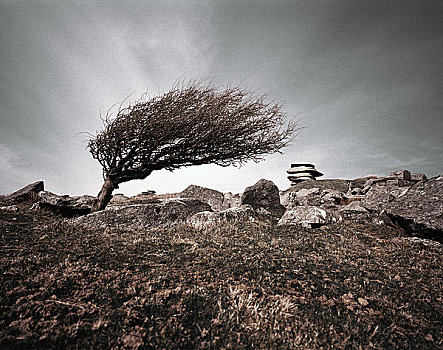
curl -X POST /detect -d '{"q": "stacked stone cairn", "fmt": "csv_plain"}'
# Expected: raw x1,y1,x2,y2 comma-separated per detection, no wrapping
287,163,323,185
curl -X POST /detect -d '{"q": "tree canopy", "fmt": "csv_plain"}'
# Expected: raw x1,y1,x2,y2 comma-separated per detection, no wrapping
88,80,298,212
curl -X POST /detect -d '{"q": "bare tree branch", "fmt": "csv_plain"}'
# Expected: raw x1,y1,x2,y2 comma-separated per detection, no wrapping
88,79,299,212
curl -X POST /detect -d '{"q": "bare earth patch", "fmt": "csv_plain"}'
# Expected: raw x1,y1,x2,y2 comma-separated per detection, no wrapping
1,206,442,349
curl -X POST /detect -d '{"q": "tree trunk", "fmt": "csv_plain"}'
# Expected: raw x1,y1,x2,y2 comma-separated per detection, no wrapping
91,178,115,213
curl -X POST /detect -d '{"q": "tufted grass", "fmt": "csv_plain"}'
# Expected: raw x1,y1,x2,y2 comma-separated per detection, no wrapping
1,205,442,349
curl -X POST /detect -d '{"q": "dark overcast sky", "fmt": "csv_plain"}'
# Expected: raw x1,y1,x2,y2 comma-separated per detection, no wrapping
1,1,442,196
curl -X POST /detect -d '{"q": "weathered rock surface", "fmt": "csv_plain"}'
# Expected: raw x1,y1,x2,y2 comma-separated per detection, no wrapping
361,176,416,195
411,173,427,182
34,191,96,218
337,200,368,214
350,176,376,190
241,179,284,212
285,187,345,208
73,199,211,229
1,181,44,203
322,189,345,205
110,194,129,203
279,176,401,228
336,201,390,225
278,206,330,228
279,170,441,240
0,205,19,212
361,179,410,212
286,187,321,207
188,205,256,228
390,169,412,180
382,176,443,237
223,192,242,209
180,185,226,211
286,179,350,193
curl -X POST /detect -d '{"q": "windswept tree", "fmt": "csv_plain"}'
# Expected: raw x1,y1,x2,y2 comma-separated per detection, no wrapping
88,80,298,212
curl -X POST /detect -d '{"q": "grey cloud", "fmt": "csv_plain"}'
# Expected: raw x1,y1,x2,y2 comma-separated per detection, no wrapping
1,1,442,196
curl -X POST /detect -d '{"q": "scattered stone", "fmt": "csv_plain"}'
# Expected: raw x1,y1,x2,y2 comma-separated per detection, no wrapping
289,179,350,193
186,211,219,228
180,185,226,211
141,190,156,196
278,206,330,228
286,187,322,207
336,201,375,224
188,205,256,228
349,187,362,195
13,169,440,242
295,188,321,198
411,173,427,182
361,177,389,195
361,180,405,212
73,198,211,229
362,174,378,180
280,190,291,207
322,189,344,205
223,192,242,209
34,191,96,218
110,194,129,203
382,175,443,239
360,177,410,195
390,170,412,180
283,180,356,208
0,205,19,212
340,195,364,206
241,179,284,212
2,181,44,203
130,191,158,201
403,237,443,253
338,200,368,213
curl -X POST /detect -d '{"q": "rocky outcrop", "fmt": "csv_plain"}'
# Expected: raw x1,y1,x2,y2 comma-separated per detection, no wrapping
241,179,284,212
411,173,427,182
110,194,129,203
281,180,350,202
360,179,408,212
285,187,345,207
390,169,411,180
73,198,211,229
382,176,443,238
33,191,96,218
0,205,19,212
287,187,321,206
403,237,442,253
188,205,256,228
223,192,242,209
337,201,391,226
179,185,242,211
180,185,226,211
1,181,44,204
278,206,332,228
278,170,442,239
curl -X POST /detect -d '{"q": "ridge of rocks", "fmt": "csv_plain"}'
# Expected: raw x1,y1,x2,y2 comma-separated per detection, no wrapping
1,169,441,241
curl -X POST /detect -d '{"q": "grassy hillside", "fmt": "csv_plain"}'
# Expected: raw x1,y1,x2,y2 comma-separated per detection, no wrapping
1,206,442,349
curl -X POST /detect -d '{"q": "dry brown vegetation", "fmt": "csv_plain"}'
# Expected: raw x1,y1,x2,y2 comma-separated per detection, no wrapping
1,205,442,349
